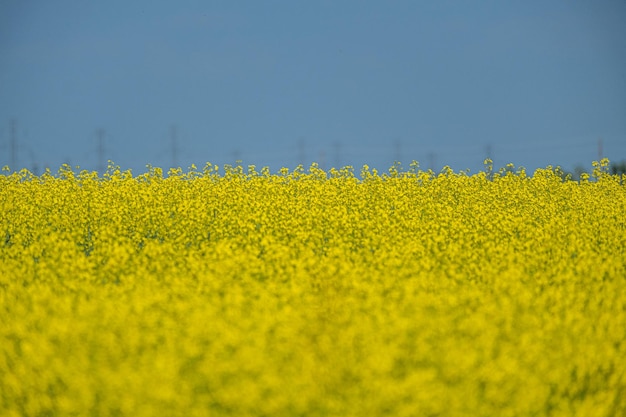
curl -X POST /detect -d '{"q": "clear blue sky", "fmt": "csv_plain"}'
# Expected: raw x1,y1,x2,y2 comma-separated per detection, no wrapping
1,1,625,175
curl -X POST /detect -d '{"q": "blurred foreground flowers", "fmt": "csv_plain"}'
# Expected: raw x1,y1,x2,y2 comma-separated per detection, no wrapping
1,159,625,416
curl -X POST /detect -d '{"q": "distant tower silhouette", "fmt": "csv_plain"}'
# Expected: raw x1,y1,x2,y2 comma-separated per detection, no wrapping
333,141,341,168
598,137,603,161
394,139,402,164
28,148,39,176
428,152,436,171
298,137,306,167
10,118,17,170
319,150,326,171
95,128,106,173
232,149,242,166
170,125,179,168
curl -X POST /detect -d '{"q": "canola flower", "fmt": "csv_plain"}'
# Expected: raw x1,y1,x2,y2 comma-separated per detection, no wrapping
1,159,625,417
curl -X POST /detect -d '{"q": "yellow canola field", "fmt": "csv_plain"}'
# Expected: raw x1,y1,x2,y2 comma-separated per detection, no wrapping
1,160,625,417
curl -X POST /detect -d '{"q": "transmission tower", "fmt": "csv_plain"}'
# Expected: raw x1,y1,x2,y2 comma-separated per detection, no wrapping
394,139,402,164
333,141,342,169
598,137,603,161
298,137,306,167
428,152,436,171
96,128,105,173
8,118,18,170
171,125,179,169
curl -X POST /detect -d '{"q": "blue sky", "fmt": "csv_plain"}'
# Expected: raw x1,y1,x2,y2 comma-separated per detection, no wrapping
1,1,625,175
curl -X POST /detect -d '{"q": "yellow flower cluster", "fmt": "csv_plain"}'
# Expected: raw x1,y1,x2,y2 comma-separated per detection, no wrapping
1,159,625,417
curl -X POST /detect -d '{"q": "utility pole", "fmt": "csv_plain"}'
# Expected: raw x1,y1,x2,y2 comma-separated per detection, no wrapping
96,128,105,173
